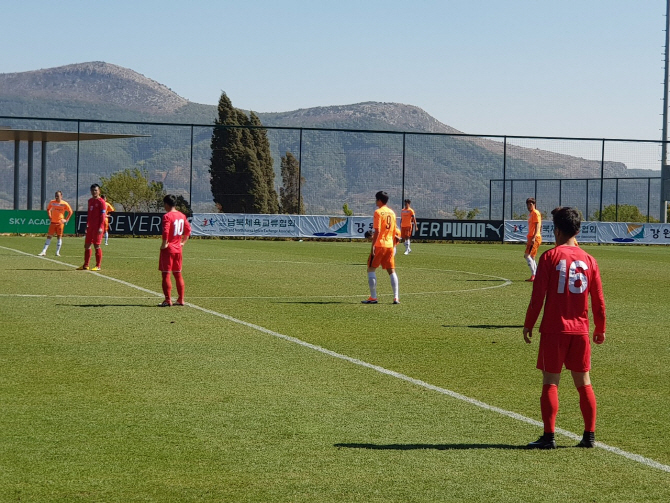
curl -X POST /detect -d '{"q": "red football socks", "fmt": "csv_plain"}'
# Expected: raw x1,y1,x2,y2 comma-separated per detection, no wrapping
174,272,185,304
84,248,92,267
95,248,102,268
162,272,172,301
578,384,597,432
541,384,559,433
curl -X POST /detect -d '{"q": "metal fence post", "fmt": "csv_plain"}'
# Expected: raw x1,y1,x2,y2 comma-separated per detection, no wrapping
298,128,303,214
647,177,651,222
189,125,194,206
13,140,20,210
502,136,507,219
27,140,33,210
401,132,406,203
75,121,81,211
615,178,619,221
599,139,605,221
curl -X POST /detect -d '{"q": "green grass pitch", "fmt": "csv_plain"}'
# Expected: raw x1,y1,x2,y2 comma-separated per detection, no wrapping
0,235,668,502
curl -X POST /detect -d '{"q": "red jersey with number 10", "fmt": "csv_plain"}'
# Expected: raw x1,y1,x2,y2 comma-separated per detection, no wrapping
162,210,191,253
524,245,606,335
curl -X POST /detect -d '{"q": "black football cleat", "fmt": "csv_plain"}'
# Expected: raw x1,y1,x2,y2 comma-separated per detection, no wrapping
576,431,595,448
527,433,557,449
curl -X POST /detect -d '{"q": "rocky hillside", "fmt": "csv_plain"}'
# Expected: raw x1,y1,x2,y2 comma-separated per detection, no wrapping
0,62,187,115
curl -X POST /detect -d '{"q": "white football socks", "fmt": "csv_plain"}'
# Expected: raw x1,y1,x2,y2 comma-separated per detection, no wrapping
41,238,51,253
390,272,399,299
368,271,377,299
56,238,62,254
526,256,537,275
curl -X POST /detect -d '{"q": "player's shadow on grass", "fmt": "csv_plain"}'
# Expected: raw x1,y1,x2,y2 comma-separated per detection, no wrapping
334,443,565,450
274,301,349,305
57,303,156,308
442,324,524,329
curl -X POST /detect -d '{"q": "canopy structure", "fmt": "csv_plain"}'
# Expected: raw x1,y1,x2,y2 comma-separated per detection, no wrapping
0,127,149,211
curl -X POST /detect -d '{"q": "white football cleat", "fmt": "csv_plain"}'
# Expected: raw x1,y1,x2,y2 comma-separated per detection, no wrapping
56,252,61,256
38,251,46,256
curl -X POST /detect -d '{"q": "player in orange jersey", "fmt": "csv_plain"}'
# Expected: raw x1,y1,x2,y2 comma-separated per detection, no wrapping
524,197,542,282
38,191,73,257
400,199,417,255
362,191,401,304
101,195,115,245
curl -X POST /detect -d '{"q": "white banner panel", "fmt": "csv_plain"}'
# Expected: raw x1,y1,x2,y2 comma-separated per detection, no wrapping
191,214,374,238
504,220,670,244
505,220,597,243
597,222,670,244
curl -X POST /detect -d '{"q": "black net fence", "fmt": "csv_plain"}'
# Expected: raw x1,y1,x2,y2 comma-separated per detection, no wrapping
0,117,664,221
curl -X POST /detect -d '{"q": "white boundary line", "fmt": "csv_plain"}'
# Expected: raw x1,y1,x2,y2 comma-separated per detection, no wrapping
1,244,669,473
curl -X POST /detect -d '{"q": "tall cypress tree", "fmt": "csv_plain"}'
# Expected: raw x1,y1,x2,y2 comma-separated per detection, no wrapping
250,111,279,214
280,152,304,214
209,92,278,213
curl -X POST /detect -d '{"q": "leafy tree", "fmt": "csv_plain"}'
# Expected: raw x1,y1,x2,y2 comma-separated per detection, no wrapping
280,152,304,214
591,204,658,223
175,195,193,217
209,92,278,213
453,207,466,219
99,168,165,212
342,203,353,216
466,208,480,220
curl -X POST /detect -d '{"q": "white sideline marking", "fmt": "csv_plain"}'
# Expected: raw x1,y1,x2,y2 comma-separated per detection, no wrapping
1,245,669,473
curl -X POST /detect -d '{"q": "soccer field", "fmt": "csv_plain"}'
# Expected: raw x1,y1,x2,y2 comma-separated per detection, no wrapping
0,236,668,502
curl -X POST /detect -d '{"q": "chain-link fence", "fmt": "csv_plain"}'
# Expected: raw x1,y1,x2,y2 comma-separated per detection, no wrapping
0,117,664,221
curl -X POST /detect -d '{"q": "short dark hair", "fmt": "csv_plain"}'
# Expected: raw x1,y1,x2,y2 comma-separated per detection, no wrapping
90,183,100,191
375,191,389,205
364,230,373,239
552,207,581,237
526,197,536,206
55,191,62,197
163,194,177,207
404,199,411,205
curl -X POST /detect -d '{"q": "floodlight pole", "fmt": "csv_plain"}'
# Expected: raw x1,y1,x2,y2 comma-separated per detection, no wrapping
661,0,670,222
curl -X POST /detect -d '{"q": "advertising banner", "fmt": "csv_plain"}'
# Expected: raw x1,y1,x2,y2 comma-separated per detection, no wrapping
413,219,504,242
0,209,76,234
75,212,163,235
504,220,598,243
596,222,670,244
504,220,670,244
190,214,374,238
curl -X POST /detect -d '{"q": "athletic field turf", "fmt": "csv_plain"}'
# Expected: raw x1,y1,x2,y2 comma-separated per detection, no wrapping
0,236,668,502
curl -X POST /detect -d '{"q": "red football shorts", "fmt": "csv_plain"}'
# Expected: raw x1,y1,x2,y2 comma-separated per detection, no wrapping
401,226,413,239
159,249,183,273
537,332,591,373
368,246,395,270
48,222,65,237
525,235,542,258
85,227,103,246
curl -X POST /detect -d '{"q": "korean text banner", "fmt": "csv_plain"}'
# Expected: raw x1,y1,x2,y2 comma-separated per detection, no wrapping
190,214,374,238
0,210,76,234
504,220,670,244
504,220,598,243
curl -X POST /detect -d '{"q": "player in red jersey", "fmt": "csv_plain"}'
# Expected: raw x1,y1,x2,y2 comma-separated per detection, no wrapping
523,207,606,449
158,194,191,307
77,184,107,271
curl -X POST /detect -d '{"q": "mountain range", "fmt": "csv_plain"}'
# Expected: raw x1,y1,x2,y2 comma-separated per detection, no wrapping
0,62,660,216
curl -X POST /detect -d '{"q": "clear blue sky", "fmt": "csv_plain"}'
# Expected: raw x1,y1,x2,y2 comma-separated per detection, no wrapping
1,0,667,140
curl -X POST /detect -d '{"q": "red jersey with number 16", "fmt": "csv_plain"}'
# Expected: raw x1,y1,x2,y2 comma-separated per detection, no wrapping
524,245,606,335
162,210,191,253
